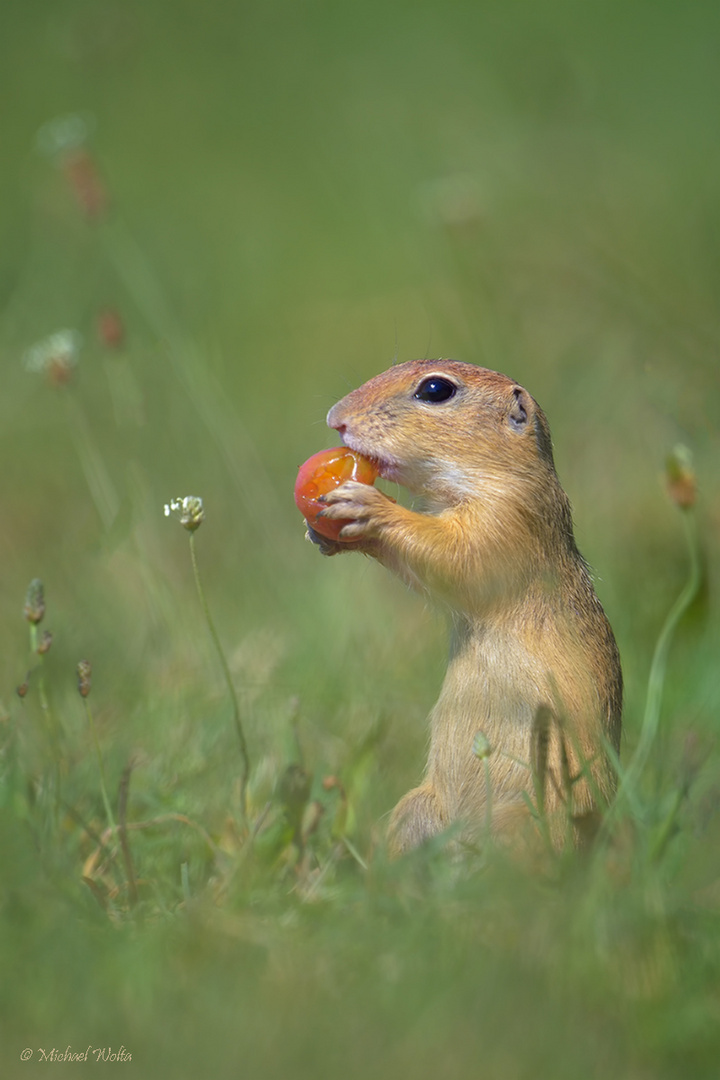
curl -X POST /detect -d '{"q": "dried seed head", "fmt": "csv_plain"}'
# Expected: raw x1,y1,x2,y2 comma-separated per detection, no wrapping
24,579,46,624
163,496,205,531
472,731,492,760
37,630,53,655
77,660,92,697
666,444,696,510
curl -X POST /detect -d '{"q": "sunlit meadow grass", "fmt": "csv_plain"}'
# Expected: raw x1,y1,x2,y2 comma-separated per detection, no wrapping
2,2,720,1078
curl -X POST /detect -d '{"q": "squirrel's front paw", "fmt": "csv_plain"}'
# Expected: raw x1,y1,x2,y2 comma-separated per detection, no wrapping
318,480,395,541
305,522,346,556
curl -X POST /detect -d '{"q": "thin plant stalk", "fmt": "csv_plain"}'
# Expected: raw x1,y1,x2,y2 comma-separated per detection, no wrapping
84,696,118,840
483,757,492,843
27,610,63,824
117,761,139,908
619,510,701,803
63,392,120,531
472,732,494,849
29,623,50,714
98,219,284,545
598,503,702,846
188,531,250,820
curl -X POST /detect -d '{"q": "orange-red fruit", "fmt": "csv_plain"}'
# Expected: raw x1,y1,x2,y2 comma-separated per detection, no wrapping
295,447,378,541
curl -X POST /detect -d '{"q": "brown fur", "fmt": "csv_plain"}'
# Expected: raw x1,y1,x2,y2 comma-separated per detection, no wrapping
311,359,622,854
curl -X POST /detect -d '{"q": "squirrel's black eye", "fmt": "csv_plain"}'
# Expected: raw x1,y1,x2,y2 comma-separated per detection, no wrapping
414,376,457,403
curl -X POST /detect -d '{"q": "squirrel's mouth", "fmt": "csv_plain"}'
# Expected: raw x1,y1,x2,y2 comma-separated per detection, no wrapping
335,431,401,484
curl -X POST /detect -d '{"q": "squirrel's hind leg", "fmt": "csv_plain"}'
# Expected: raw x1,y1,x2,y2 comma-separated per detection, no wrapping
387,783,447,857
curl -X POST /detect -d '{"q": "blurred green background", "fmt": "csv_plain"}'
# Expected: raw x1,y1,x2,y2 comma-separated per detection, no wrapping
1,0,719,1077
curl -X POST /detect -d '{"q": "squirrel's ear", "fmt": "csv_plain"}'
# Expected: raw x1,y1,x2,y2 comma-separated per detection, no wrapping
508,388,528,431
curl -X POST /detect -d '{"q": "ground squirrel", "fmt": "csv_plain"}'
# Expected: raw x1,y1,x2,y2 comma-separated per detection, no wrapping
308,359,622,854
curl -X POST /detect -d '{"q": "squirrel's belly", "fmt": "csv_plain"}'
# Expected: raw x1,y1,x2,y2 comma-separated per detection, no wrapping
427,628,547,814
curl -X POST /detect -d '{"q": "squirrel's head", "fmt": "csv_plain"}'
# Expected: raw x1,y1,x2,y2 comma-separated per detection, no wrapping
327,359,556,504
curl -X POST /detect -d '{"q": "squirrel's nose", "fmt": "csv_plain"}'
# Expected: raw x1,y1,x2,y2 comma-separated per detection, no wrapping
326,402,345,432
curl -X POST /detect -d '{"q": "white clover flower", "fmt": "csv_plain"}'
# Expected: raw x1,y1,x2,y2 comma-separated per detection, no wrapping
23,329,82,381
164,496,205,531
35,113,95,158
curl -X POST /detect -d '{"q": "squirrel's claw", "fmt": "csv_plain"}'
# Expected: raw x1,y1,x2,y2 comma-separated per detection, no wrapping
305,522,344,556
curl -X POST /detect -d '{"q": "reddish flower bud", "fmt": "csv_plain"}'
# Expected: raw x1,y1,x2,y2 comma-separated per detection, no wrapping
666,445,696,510
97,308,124,349
61,149,108,221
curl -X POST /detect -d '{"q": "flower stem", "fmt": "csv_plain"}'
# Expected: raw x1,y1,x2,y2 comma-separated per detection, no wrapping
623,510,701,798
188,531,250,820
29,623,63,822
604,508,702,834
84,697,117,838
63,392,119,531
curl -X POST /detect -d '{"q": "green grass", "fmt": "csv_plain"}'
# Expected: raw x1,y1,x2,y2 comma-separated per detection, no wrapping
2,1,720,1077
